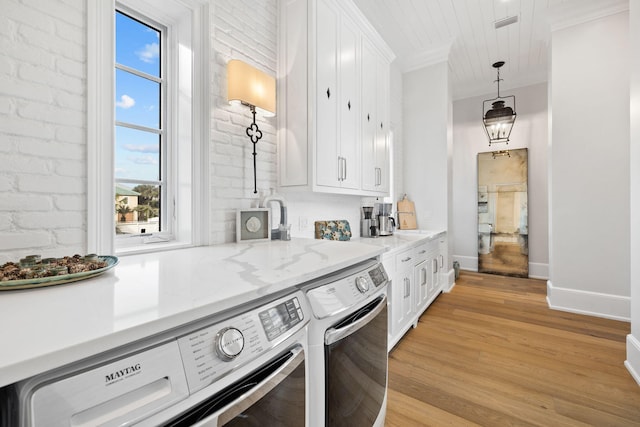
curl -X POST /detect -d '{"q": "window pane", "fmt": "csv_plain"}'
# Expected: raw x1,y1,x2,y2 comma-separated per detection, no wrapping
115,69,160,129
115,126,160,181
115,183,161,235
115,11,160,77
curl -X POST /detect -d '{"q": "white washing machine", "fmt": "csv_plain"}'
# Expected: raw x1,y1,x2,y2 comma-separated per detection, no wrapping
1,290,310,426
301,259,389,427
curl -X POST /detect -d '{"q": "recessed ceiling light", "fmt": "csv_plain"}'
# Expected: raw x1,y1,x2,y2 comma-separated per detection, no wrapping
495,15,518,29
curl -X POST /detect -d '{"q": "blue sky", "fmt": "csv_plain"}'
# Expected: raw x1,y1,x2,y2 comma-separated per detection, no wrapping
115,11,161,184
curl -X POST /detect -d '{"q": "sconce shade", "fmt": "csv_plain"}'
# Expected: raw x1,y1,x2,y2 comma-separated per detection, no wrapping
227,59,276,117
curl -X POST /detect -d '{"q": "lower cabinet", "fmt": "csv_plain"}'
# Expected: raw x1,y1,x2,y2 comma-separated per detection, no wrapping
385,233,447,351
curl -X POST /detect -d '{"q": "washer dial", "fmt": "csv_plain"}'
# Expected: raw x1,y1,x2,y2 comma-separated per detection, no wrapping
215,327,245,361
355,276,370,293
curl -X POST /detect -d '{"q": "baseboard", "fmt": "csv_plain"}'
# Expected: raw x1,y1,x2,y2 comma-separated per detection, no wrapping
626,334,640,387
528,262,548,279
453,255,477,272
546,280,631,321
453,255,549,279
443,268,455,292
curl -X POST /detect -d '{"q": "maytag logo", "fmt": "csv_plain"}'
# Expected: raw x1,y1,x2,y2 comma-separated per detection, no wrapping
105,363,142,385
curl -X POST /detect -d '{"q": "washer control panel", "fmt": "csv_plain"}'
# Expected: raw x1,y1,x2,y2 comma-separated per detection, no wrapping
305,263,388,319
177,293,306,394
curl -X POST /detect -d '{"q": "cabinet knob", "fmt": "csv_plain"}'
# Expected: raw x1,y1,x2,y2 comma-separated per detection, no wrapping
327,87,331,99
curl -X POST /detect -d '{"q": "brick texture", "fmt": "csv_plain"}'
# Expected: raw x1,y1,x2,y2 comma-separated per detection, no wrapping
0,0,86,264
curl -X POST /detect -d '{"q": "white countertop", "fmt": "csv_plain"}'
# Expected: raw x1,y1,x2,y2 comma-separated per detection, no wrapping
0,231,444,388
355,229,446,252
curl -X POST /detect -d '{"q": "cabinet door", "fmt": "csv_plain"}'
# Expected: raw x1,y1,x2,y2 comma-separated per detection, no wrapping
338,13,360,189
374,53,390,193
415,259,429,313
360,36,377,191
315,0,339,187
396,250,414,330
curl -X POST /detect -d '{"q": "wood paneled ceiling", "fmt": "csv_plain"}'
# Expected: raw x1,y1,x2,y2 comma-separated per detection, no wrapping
352,0,627,100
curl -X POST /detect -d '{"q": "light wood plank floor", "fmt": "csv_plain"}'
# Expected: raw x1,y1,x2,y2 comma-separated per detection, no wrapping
385,271,640,426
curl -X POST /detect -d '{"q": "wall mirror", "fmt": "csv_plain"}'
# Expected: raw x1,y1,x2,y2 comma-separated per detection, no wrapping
477,148,528,277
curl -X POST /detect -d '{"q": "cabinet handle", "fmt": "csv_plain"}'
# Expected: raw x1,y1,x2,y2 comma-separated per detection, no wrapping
439,255,443,268
404,278,410,298
380,121,383,129
401,256,412,263
348,100,351,110
433,258,438,273
421,268,426,286
327,87,331,99
367,113,370,122
343,157,347,181
419,250,426,254
337,157,342,181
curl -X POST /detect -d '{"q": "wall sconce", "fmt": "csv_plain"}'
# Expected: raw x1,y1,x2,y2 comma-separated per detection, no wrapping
482,61,516,146
227,59,276,194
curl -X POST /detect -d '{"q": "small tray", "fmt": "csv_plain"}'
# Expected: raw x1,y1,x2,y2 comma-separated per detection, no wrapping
0,256,119,291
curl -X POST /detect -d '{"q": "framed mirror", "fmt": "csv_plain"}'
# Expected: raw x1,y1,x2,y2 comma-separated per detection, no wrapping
477,148,528,277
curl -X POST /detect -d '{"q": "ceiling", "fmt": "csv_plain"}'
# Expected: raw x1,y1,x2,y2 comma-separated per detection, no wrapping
352,0,627,100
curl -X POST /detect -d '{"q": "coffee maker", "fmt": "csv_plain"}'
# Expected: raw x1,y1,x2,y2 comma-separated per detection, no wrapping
360,206,378,237
375,202,395,236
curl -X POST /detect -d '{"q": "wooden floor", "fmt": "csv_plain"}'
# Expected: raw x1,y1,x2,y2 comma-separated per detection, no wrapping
385,271,640,426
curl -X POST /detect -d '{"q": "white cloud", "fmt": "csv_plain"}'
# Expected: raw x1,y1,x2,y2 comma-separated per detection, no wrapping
136,42,159,64
124,144,159,153
116,94,135,109
132,155,158,165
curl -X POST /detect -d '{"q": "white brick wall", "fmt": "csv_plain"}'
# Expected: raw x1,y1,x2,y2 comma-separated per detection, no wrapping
0,0,86,264
0,0,280,261
209,0,279,244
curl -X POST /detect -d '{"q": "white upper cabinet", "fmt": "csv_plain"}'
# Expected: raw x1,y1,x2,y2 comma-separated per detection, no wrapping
361,35,390,193
278,0,394,196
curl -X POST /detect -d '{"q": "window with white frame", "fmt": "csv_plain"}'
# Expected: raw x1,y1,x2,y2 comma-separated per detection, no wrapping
88,0,209,255
114,9,166,238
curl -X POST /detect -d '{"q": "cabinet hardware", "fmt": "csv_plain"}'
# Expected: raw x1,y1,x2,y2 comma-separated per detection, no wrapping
337,157,342,181
404,278,410,298
419,250,426,254
327,87,331,99
380,122,383,129
421,268,426,286
348,100,351,110
367,113,370,122
401,256,412,263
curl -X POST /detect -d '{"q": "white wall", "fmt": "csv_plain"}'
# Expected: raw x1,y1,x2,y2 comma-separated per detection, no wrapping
548,11,630,320
452,83,549,278
403,61,450,231
0,0,87,263
627,1,640,385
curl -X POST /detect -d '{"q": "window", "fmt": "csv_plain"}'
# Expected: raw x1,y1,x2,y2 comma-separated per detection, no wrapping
88,0,209,255
114,10,165,239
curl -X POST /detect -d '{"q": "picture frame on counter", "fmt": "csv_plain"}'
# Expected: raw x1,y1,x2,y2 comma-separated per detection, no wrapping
236,208,271,242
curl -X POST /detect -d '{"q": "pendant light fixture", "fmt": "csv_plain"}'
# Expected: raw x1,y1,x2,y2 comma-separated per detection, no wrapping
482,61,516,146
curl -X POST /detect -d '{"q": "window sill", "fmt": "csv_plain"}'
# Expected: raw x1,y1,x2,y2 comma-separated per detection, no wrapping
116,239,194,257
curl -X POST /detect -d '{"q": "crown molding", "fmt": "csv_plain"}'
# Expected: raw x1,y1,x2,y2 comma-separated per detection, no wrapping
401,41,453,73
548,0,628,32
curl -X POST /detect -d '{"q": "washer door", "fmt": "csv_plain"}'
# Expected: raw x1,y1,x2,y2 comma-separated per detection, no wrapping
166,346,305,427
325,296,388,427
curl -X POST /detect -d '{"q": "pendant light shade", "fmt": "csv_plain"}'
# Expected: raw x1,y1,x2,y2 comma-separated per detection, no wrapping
482,61,516,145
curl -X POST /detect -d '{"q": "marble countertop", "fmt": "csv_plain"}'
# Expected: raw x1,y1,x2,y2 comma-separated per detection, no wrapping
355,229,446,253
0,238,386,388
